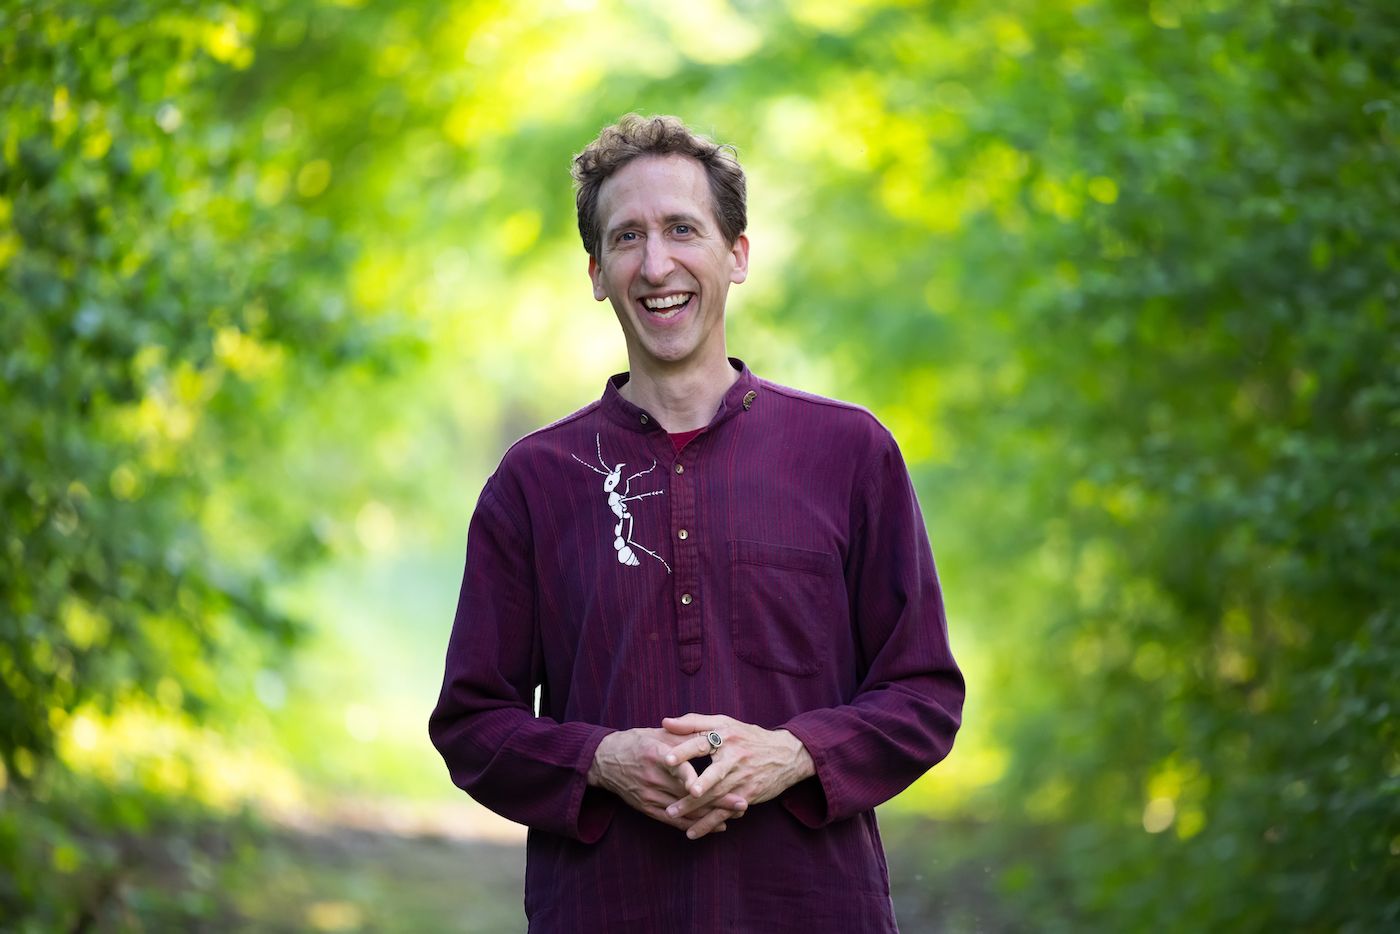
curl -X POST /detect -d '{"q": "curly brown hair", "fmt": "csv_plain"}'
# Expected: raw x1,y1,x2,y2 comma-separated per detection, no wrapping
571,114,747,258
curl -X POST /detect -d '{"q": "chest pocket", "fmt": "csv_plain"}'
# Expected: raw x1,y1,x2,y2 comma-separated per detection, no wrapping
729,540,844,677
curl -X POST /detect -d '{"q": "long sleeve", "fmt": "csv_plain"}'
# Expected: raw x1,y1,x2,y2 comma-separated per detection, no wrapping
779,432,965,827
428,371,952,933
428,477,617,842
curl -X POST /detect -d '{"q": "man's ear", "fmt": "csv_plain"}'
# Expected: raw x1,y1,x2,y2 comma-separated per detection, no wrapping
729,233,750,286
588,253,608,302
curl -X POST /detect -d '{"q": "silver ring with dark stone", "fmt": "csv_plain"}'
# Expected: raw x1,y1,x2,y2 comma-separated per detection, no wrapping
705,731,722,753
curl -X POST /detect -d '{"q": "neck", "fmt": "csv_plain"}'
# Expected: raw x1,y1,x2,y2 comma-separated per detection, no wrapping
619,347,740,433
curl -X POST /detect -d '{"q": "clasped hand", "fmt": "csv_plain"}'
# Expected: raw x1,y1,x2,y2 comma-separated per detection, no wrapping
587,713,815,840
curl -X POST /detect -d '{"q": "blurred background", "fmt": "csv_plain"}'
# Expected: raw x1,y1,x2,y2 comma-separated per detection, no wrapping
2,0,1398,931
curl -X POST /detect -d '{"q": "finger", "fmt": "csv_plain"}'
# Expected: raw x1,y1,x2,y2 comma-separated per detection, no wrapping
665,783,723,819
687,755,736,800
661,714,708,735
666,791,704,819
673,760,698,787
662,713,729,736
641,785,690,809
641,805,699,832
634,763,688,798
686,811,728,839
685,806,733,840
666,769,742,820
663,735,715,767
680,797,745,823
668,811,732,835
683,805,732,826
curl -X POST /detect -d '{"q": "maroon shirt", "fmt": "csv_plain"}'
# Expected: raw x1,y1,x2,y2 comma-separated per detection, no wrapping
429,361,964,933
669,426,705,452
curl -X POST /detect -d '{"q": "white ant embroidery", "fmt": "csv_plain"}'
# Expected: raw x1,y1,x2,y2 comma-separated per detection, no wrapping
572,433,671,573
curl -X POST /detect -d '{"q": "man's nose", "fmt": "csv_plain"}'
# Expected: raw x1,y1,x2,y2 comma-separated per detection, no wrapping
640,235,674,283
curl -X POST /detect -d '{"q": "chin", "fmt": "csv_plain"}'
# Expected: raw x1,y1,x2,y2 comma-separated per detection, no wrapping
629,326,700,363
640,342,700,366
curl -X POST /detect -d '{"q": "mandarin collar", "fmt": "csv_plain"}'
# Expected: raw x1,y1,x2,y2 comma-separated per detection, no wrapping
600,358,760,434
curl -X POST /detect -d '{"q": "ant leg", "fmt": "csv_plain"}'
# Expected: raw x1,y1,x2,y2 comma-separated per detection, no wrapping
623,513,671,573
626,460,658,483
628,540,671,574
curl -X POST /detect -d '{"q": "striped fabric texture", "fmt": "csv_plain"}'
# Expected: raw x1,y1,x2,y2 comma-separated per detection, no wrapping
429,361,964,934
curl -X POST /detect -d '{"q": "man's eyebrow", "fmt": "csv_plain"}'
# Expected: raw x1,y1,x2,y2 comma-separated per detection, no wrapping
603,213,709,239
603,217,642,240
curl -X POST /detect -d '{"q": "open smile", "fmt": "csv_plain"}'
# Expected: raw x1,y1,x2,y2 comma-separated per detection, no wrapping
639,292,693,321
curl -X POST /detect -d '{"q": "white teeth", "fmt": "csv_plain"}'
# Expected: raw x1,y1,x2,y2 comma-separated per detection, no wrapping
642,293,691,310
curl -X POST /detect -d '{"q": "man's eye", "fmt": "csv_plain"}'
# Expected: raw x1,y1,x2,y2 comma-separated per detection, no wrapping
674,225,692,235
619,232,637,241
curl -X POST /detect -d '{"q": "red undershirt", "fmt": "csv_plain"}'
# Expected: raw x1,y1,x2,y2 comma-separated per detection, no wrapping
668,428,705,452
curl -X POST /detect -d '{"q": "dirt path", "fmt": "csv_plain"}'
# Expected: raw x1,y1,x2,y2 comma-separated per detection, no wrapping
227,829,527,933
225,815,1007,933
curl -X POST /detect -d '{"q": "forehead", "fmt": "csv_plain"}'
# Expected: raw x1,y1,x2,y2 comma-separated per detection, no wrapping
596,154,716,229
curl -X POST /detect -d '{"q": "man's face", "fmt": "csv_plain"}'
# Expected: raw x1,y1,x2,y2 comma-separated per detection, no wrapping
588,154,749,372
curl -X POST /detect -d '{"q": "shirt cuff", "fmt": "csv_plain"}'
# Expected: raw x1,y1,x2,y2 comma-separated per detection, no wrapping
777,719,833,828
570,725,618,843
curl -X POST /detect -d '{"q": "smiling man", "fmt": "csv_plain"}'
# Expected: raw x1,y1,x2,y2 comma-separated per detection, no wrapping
429,115,965,934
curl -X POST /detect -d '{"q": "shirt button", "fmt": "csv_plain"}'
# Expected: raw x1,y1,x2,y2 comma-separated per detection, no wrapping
640,414,649,424
681,593,693,605
675,463,684,474
678,529,688,540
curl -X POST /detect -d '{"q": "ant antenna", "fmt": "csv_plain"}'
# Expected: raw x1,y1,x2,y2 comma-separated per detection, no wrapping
570,453,606,476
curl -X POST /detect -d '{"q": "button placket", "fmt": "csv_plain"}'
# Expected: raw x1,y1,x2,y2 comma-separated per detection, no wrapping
670,450,703,674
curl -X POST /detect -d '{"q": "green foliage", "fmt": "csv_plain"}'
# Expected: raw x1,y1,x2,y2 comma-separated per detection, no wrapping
0,0,381,778
0,0,419,923
922,3,1400,929
984,14,1400,927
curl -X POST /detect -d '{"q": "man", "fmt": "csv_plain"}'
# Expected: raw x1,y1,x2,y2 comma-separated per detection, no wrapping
429,114,964,933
